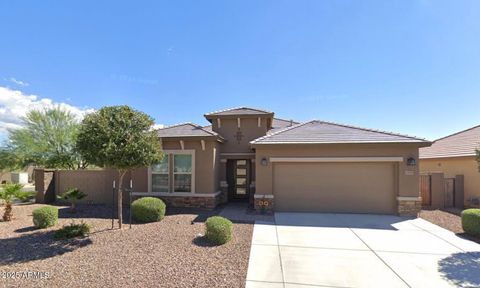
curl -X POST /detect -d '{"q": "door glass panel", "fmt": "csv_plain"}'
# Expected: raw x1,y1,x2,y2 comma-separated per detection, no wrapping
237,160,246,165
236,188,246,194
236,168,246,176
236,178,246,185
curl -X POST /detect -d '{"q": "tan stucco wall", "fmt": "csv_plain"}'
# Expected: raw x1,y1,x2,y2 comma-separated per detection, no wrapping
150,137,219,194
254,143,422,199
420,156,480,205
212,117,269,153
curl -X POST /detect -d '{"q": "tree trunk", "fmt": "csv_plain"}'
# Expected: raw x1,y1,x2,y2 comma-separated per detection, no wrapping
3,202,12,221
117,170,127,228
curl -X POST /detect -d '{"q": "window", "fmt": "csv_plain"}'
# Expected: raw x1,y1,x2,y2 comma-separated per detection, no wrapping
151,155,169,192
150,151,194,193
173,154,192,192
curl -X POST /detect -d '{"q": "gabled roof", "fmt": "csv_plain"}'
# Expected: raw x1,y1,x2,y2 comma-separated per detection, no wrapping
156,122,221,138
251,120,429,145
204,107,273,117
419,125,480,159
201,117,298,135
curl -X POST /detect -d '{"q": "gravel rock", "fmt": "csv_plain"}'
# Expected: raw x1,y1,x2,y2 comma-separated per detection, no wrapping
420,208,480,243
0,204,253,288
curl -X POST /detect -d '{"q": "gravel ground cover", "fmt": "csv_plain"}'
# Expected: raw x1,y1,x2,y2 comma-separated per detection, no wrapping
419,208,480,243
0,204,253,288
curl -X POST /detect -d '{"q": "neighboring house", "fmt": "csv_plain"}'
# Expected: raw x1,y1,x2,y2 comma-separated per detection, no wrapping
130,107,430,216
419,125,480,207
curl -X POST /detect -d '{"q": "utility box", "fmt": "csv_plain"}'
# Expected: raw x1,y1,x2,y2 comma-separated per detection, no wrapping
11,172,29,184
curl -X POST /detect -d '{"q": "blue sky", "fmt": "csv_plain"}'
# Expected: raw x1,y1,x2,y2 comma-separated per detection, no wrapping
0,0,479,140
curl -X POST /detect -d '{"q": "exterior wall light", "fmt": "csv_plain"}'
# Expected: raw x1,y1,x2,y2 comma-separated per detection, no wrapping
406,157,416,166
261,157,268,166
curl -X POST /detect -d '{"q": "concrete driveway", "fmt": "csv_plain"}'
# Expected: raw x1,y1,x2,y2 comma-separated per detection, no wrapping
246,213,480,288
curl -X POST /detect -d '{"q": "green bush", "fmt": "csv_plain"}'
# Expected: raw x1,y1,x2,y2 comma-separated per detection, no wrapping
54,222,91,240
32,206,58,228
462,209,480,236
205,216,233,245
131,197,166,223
16,191,36,203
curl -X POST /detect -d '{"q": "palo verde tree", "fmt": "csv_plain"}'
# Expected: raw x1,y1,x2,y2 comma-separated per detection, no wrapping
6,106,87,169
76,106,162,228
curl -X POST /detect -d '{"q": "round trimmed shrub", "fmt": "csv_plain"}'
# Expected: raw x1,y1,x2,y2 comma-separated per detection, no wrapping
205,216,233,245
33,206,58,228
131,197,166,223
461,209,480,236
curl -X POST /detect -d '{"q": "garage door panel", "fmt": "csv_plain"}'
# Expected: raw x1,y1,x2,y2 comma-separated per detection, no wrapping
274,163,396,214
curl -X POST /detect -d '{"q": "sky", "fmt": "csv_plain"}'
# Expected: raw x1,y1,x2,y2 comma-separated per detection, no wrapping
0,0,479,141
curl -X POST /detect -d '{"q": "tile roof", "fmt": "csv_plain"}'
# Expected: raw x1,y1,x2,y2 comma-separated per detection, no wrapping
156,123,220,138
204,107,273,117
251,120,429,144
202,118,298,135
419,125,480,159
268,118,299,135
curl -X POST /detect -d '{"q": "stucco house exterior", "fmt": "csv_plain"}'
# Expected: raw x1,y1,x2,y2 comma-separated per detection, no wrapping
130,107,430,216
419,125,480,207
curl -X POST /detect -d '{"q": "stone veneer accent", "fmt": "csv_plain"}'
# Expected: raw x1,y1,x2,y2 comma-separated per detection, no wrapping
254,195,274,214
159,195,220,209
397,197,422,217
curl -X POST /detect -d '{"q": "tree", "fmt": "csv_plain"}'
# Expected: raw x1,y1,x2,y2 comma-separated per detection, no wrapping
0,183,23,221
76,106,162,228
6,106,87,170
0,149,23,181
477,149,480,172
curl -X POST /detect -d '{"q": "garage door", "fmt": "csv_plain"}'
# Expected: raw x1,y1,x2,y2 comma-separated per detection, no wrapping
273,162,396,214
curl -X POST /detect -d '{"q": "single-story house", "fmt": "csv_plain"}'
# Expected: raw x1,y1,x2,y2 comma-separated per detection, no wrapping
130,107,430,216
419,125,480,207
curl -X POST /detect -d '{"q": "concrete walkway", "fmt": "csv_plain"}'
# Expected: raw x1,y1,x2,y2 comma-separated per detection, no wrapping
246,213,480,288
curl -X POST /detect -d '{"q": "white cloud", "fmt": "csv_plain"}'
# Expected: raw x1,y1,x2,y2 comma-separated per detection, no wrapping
5,77,29,87
152,124,164,130
0,86,93,137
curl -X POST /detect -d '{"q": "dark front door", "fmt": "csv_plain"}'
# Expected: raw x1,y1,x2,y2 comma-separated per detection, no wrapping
227,159,250,201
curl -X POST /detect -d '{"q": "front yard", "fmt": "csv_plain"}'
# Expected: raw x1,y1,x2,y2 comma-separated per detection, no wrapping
0,204,253,288
420,208,480,243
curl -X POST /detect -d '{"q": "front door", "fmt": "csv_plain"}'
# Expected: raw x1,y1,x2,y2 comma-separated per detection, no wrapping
227,159,250,201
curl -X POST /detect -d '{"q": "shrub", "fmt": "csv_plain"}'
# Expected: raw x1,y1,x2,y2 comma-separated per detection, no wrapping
205,216,233,245
0,183,23,221
16,191,36,203
54,222,91,240
32,206,58,228
462,209,480,236
131,197,166,223
58,187,87,212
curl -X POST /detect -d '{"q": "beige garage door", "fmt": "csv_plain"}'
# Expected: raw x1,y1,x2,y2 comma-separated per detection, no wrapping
273,162,396,214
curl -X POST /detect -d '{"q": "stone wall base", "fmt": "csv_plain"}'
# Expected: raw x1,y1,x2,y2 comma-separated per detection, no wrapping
254,195,274,214
397,197,422,217
158,195,220,209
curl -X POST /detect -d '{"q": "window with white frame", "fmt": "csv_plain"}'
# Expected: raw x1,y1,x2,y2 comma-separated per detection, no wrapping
173,154,192,192
151,154,169,192
150,151,194,193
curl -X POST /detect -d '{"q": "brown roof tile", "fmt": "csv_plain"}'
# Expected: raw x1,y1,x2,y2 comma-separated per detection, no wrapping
204,107,273,117
419,125,480,159
156,123,220,138
251,120,429,144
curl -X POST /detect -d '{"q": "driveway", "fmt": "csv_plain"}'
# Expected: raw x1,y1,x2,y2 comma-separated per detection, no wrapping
246,213,480,288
